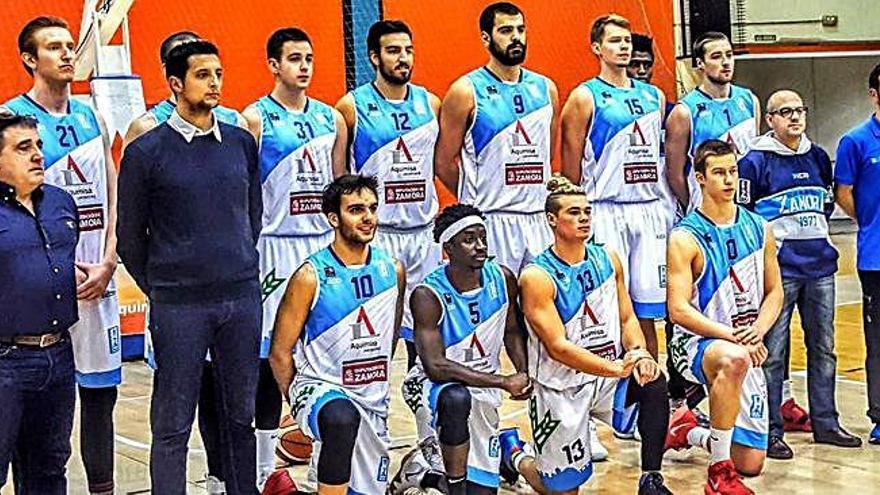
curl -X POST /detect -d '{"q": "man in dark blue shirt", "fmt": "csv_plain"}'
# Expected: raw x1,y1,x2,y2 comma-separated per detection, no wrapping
739,89,861,459
0,111,79,494
117,40,262,495
835,62,880,445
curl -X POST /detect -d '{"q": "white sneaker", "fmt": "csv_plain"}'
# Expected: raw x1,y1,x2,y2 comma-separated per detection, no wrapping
418,436,445,473
205,475,226,495
589,419,609,462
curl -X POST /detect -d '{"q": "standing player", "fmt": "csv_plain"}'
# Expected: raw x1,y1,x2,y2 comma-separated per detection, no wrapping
396,204,531,495
434,1,558,273
665,32,760,214
124,31,246,144
269,174,406,495
6,16,120,495
665,140,782,494
501,175,672,495
336,19,441,372
242,27,347,486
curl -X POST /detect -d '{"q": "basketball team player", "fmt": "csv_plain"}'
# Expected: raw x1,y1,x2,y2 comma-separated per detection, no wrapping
336,19,442,373
124,31,247,144
497,175,672,495
241,27,347,487
665,140,783,494
434,1,557,274
665,32,760,214
6,16,121,495
397,204,530,494
269,174,406,495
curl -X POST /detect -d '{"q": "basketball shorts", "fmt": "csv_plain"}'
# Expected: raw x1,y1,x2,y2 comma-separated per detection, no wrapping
70,280,122,387
669,332,769,450
485,212,553,274
289,380,390,494
402,366,502,488
374,225,442,342
590,200,672,319
258,233,333,358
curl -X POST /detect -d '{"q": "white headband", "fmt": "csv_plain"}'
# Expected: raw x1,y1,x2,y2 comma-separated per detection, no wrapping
438,215,485,244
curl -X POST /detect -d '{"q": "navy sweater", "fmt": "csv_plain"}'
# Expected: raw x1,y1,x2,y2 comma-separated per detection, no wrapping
117,122,262,303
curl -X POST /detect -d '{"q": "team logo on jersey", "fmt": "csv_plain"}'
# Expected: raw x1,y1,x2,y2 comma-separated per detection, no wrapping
377,456,390,482
78,204,105,231
749,393,764,419
624,121,659,185
511,120,532,147
295,147,317,173
462,333,487,362
737,178,751,204
528,398,561,454
392,137,417,164
107,325,120,354
724,132,742,155
62,156,89,186
59,155,104,230
505,120,544,185
580,301,600,330
385,137,427,204
729,266,759,328
342,356,389,385
261,268,287,302
350,306,377,340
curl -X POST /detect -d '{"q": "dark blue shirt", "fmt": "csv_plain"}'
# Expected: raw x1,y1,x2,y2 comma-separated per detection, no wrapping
117,122,262,303
0,182,79,336
835,115,880,270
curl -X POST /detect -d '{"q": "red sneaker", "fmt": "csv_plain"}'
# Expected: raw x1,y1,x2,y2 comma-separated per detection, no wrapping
782,398,812,432
665,407,698,451
705,460,754,495
262,468,299,495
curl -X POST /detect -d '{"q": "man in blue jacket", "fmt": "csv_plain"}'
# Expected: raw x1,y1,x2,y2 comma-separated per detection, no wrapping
738,89,861,459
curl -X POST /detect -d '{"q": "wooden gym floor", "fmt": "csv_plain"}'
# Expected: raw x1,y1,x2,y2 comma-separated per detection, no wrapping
4,232,879,494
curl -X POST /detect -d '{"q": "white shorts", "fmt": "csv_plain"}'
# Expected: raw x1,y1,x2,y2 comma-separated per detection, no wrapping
258,233,332,358
289,380,390,494
374,225,442,341
402,366,502,488
669,333,769,450
70,281,122,387
590,200,671,319
485,212,552,274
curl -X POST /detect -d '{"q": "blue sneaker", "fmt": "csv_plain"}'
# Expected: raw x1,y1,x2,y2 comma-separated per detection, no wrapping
870,424,880,445
499,427,525,484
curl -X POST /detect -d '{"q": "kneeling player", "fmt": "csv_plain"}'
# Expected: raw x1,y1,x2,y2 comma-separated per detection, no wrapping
399,204,531,494
502,175,672,495
665,140,782,494
269,175,406,494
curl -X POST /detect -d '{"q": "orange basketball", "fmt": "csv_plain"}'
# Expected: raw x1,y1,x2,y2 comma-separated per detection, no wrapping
276,414,313,465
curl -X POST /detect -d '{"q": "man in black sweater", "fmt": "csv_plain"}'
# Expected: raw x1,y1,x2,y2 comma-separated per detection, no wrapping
117,40,262,495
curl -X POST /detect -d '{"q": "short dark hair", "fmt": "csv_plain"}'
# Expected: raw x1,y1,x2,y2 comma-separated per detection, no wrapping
631,33,654,57
479,2,524,35
433,204,485,243
869,62,880,92
589,14,630,44
693,139,735,174
164,40,219,81
544,174,586,214
693,31,730,61
0,110,38,149
18,16,69,75
366,20,412,66
322,174,379,216
160,31,199,64
267,27,312,61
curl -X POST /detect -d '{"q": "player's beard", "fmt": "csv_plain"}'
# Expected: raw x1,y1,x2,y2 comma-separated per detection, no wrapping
379,62,412,86
706,72,732,86
490,39,526,66
338,221,375,247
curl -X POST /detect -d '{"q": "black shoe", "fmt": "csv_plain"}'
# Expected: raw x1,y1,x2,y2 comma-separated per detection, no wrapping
814,427,863,448
767,436,794,460
638,472,673,495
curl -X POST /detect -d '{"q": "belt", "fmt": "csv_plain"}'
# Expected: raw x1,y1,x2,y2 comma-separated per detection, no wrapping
0,331,66,348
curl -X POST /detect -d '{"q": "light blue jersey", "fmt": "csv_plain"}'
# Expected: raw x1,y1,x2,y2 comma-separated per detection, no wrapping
148,98,243,127
254,96,337,237
350,83,438,229
461,67,553,214
297,246,399,416
581,78,663,203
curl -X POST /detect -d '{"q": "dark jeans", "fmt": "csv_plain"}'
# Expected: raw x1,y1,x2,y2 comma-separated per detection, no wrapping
859,270,880,423
149,287,261,495
0,337,75,494
763,275,840,438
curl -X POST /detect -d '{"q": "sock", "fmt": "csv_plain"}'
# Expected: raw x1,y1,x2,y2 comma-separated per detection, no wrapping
782,380,793,403
256,429,278,482
511,442,535,472
708,428,733,465
687,427,711,452
447,475,466,495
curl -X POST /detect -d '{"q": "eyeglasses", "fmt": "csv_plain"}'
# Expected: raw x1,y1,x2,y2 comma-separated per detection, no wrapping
768,106,808,118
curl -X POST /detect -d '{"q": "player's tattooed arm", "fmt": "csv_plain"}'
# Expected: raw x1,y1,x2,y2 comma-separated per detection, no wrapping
559,85,593,186
665,104,693,211
270,263,317,401
667,230,737,342
331,108,349,178
610,250,659,385
434,77,474,197
519,266,634,378
392,259,407,359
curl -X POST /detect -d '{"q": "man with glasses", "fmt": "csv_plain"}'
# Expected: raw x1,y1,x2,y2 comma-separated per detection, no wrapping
737,90,861,459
